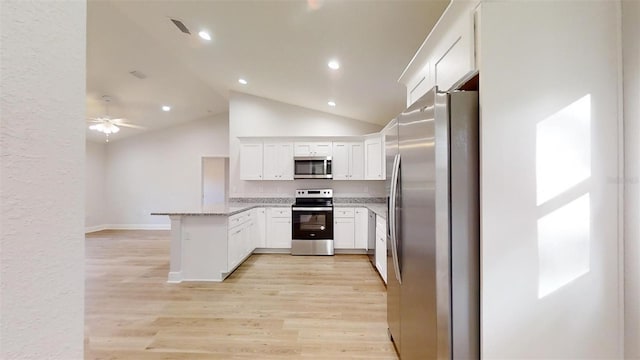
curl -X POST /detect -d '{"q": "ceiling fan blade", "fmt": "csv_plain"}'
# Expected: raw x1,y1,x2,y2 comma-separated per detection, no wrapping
117,123,146,130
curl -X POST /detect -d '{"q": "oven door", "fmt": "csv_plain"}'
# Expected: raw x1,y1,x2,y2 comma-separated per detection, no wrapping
292,207,334,240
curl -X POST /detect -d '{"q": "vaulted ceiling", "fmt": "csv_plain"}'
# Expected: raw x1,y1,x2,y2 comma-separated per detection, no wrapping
86,0,449,142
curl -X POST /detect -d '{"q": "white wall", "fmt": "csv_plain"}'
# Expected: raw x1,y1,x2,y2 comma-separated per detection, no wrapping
480,1,621,358
105,113,229,227
0,1,85,358
229,92,385,198
86,141,107,230
623,0,640,357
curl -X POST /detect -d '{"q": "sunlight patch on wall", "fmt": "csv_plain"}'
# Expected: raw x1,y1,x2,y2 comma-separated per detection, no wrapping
535,94,592,299
536,95,591,206
538,194,591,298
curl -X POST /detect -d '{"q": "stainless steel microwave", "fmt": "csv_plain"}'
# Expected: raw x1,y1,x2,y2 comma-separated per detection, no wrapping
293,156,332,179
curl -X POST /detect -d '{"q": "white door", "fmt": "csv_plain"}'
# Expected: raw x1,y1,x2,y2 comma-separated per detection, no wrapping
227,226,242,271
334,217,355,249
349,142,365,180
263,143,279,180
279,143,294,180
255,208,267,248
267,216,292,248
375,230,387,283
332,142,350,180
294,143,313,156
202,157,227,206
365,137,383,180
354,208,368,249
240,142,263,180
312,142,333,157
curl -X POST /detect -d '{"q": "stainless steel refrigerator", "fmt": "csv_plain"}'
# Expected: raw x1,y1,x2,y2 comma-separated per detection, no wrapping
386,86,480,359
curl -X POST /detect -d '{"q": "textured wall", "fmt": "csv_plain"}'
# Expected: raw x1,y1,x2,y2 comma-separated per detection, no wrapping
623,0,640,357
85,141,107,230
105,114,229,226
0,1,86,358
229,92,385,198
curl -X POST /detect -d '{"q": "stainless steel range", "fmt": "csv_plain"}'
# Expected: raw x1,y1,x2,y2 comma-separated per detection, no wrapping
291,189,334,256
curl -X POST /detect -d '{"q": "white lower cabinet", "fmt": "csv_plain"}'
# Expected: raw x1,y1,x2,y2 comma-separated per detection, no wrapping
354,208,369,249
266,208,292,248
375,215,387,284
227,210,256,272
334,207,369,250
255,208,266,248
334,217,355,249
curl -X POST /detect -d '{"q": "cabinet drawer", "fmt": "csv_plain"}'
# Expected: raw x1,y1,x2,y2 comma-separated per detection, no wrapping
229,210,252,227
269,207,291,218
334,208,355,218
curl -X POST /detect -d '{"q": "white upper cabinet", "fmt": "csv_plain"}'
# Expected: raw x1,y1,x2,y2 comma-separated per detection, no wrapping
294,142,333,157
333,142,364,180
365,136,385,180
400,0,479,107
263,141,293,180
240,141,263,180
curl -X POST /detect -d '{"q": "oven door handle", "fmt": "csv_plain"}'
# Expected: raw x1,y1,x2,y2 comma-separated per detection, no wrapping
291,207,333,211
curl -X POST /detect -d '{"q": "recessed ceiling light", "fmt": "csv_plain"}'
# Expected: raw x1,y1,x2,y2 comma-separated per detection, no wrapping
328,60,340,70
162,105,171,112
198,31,211,41
238,78,248,85
328,101,336,107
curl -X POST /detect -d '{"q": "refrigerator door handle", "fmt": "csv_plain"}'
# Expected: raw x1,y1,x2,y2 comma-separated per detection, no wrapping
390,153,402,284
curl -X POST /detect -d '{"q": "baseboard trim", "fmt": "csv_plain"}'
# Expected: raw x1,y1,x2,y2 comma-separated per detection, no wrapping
85,224,171,233
85,225,108,233
107,224,171,230
167,272,182,283
334,249,368,255
253,248,291,254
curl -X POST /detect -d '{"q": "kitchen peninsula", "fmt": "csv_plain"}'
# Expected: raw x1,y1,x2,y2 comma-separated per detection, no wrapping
152,200,386,283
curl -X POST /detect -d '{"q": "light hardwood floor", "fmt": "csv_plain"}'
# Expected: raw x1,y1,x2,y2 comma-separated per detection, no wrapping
85,230,398,359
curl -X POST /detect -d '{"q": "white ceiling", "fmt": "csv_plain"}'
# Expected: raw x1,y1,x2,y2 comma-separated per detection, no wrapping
86,0,449,142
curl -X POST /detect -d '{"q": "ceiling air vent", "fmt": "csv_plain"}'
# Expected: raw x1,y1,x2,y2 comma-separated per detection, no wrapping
129,70,147,79
170,18,191,34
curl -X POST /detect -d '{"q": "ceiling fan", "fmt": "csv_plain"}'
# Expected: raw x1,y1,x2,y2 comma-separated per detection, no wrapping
87,95,145,142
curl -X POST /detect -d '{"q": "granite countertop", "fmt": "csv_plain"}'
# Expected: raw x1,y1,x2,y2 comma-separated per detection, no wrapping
334,203,387,220
151,197,387,219
151,202,291,217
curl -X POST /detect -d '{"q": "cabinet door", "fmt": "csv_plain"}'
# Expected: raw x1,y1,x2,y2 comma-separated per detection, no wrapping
349,142,365,180
279,143,294,180
332,142,350,180
294,143,313,156
375,215,387,283
312,142,333,157
365,137,384,180
354,208,368,249
255,208,267,248
262,143,280,180
228,226,243,271
334,217,355,249
266,212,292,248
240,142,263,180
433,10,476,91
376,230,387,284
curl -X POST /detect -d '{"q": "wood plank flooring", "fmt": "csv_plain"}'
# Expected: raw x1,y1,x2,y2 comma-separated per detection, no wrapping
85,230,398,359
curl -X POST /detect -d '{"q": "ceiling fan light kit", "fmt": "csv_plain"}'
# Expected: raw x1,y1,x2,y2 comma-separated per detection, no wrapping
89,122,120,134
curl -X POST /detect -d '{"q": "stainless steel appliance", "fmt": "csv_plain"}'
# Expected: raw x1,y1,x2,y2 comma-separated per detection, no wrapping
291,189,334,255
293,156,332,179
387,87,480,359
